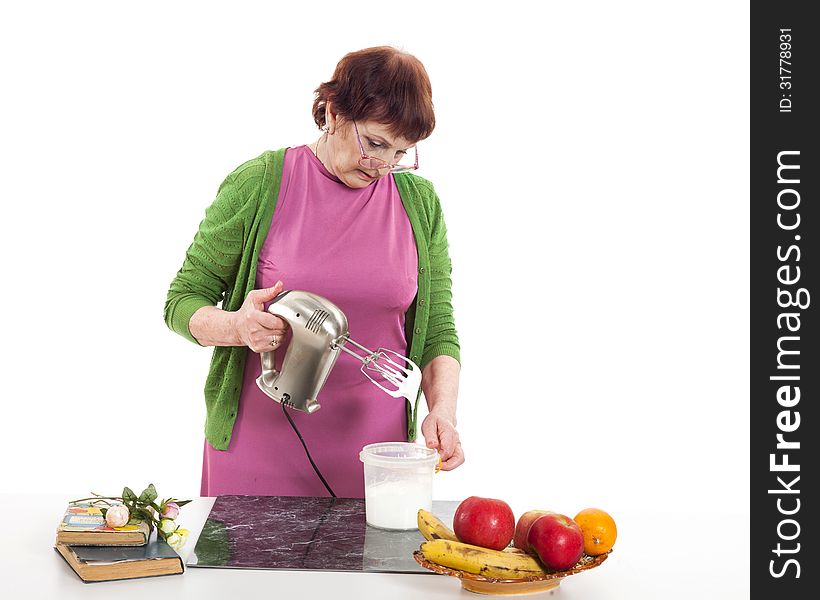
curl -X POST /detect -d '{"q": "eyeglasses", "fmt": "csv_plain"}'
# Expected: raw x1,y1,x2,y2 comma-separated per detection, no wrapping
353,121,419,173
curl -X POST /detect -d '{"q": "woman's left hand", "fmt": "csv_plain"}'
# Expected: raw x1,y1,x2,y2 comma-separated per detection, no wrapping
421,411,464,471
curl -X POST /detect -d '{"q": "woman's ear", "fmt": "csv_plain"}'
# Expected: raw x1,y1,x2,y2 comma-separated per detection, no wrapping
325,101,337,135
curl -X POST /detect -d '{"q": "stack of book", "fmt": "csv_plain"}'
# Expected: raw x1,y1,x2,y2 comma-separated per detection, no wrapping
54,502,184,582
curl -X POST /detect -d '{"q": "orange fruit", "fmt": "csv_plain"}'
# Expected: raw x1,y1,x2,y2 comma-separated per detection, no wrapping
573,508,617,555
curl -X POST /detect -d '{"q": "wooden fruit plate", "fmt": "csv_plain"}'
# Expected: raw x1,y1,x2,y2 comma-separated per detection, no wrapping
412,550,610,596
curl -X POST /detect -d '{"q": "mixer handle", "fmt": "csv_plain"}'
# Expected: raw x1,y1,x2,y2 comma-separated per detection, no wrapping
259,349,279,388
259,290,289,387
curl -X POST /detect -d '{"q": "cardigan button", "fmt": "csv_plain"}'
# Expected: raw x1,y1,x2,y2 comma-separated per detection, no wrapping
415,327,421,334
419,267,425,273
419,299,425,305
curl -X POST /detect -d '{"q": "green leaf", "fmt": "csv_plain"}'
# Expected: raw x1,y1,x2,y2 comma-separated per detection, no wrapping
134,507,152,523
138,484,158,504
122,487,138,503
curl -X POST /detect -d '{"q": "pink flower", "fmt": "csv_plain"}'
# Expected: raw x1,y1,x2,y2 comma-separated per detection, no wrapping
161,502,180,520
105,504,130,528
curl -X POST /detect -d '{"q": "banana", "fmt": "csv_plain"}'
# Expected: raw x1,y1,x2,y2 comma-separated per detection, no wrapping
420,539,549,579
417,509,459,542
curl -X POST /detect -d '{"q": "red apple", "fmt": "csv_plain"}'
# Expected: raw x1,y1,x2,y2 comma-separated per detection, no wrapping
527,513,584,571
513,510,554,551
453,496,515,550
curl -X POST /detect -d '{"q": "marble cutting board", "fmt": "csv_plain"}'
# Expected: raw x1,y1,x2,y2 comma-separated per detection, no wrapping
188,496,459,573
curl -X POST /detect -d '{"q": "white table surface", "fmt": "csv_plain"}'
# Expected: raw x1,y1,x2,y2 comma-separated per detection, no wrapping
0,494,749,599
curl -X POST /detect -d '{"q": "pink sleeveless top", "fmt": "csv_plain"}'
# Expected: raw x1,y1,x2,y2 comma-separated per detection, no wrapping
201,146,419,497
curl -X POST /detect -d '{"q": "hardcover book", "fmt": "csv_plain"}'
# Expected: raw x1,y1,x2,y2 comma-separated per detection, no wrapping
54,535,184,582
56,502,150,546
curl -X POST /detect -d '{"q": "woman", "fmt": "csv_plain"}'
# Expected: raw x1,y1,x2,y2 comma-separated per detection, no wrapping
165,46,463,497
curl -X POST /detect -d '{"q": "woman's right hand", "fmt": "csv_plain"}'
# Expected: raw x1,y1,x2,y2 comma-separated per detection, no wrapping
231,280,290,352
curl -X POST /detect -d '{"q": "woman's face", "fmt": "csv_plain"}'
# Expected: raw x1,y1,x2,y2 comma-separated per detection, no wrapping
322,110,415,189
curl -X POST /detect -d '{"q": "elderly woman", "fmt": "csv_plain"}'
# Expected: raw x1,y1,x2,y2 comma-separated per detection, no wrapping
165,46,462,498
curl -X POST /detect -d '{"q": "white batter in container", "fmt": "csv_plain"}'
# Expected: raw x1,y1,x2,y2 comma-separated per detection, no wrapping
359,442,439,530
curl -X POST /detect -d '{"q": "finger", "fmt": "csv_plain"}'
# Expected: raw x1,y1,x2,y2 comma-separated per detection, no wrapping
440,443,464,471
250,331,284,353
251,327,285,346
420,418,440,450
437,424,459,460
249,281,285,309
243,314,284,337
249,338,273,353
256,312,288,331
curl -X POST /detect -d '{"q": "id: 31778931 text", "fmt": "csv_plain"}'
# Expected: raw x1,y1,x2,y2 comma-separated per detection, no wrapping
779,28,792,113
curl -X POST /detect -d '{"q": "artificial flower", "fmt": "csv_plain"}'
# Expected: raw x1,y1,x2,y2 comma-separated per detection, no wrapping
105,504,130,528
161,501,180,520
70,484,191,549
167,528,190,551
160,518,178,535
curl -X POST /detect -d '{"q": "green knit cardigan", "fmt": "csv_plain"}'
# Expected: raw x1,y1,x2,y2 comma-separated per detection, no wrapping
164,148,460,450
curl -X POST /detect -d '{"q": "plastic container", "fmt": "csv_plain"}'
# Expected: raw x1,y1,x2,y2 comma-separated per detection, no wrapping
359,442,439,530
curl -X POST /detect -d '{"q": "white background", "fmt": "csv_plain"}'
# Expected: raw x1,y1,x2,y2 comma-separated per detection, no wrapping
0,1,749,595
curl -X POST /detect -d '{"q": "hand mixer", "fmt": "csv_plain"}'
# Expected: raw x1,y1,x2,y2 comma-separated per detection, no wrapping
255,290,422,413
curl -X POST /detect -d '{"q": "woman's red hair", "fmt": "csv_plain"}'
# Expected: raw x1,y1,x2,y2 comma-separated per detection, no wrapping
313,46,435,142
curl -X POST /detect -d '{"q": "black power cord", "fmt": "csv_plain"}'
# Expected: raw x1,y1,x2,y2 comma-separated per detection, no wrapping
281,401,337,498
